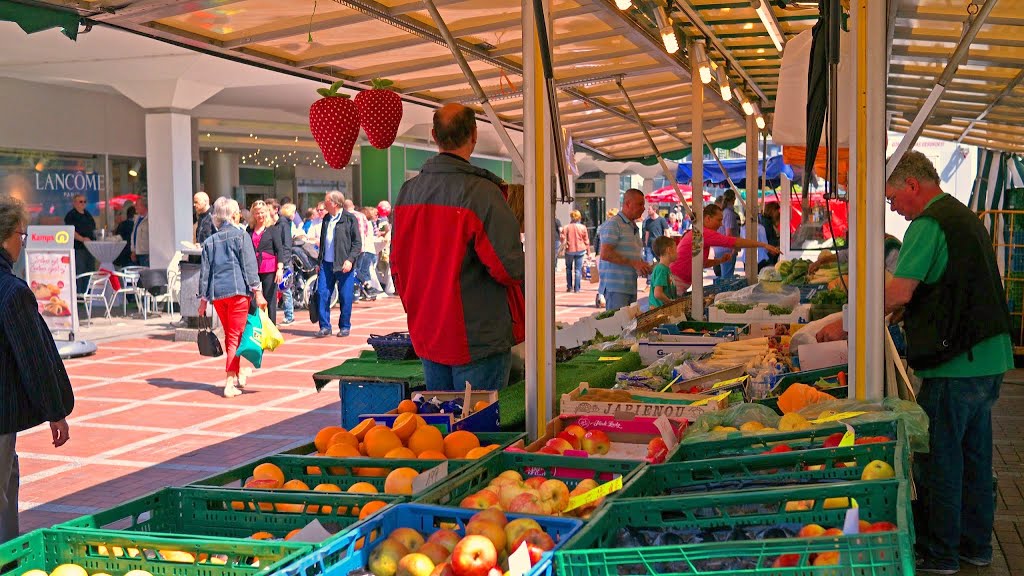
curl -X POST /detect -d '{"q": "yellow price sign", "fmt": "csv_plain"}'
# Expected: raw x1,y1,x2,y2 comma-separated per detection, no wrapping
598,356,623,362
810,411,867,424
563,476,623,513
692,391,730,407
712,375,749,389
838,422,856,447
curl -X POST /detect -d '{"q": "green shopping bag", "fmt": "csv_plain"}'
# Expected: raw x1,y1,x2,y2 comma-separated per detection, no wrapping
237,309,264,368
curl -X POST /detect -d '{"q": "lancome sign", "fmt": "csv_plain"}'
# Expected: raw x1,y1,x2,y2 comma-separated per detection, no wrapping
35,170,105,194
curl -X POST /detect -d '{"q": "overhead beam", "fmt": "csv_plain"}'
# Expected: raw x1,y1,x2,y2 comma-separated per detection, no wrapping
91,0,249,24
894,6,1024,27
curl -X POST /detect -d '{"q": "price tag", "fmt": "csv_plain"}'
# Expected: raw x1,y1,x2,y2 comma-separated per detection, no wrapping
838,422,856,448
598,356,623,362
287,519,333,543
411,461,449,493
563,475,622,513
507,542,533,576
691,391,730,407
659,374,683,393
810,411,867,424
712,375,748,389
653,415,679,449
843,507,860,535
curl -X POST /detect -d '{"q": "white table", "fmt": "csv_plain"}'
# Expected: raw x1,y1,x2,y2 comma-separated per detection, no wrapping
85,240,127,271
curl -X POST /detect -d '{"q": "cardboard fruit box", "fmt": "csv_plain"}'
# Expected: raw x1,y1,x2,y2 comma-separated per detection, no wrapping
359,389,499,433
559,382,727,422
510,414,688,463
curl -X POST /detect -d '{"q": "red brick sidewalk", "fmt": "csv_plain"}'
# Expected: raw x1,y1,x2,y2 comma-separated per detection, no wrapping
18,285,605,532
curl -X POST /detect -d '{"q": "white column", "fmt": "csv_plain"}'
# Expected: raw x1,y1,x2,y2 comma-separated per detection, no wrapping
745,116,759,283
690,43,705,320
848,0,886,399
206,151,240,200
145,111,195,269
523,0,556,441
604,172,622,212
641,178,654,196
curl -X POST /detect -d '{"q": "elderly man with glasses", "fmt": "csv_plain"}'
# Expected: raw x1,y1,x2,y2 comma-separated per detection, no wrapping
64,194,97,292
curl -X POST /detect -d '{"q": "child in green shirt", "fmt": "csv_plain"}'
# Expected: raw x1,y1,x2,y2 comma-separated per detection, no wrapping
649,236,678,308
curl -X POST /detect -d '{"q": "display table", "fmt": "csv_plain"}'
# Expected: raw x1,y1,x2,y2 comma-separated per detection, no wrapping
85,240,126,271
312,350,426,392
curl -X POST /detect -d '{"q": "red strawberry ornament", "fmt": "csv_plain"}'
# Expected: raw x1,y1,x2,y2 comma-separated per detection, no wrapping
309,80,360,169
354,78,403,149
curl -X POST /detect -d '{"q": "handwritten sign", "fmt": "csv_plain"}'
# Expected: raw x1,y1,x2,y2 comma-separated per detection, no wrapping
507,542,532,576
564,475,622,513
652,416,679,449
411,461,449,493
838,422,856,447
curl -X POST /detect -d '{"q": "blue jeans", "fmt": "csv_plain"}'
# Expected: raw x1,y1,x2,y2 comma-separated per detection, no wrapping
565,251,584,292
643,246,656,264
421,352,511,391
317,263,355,332
282,266,294,322
604,291,636,312
913,374,1002,566
719,252,736,277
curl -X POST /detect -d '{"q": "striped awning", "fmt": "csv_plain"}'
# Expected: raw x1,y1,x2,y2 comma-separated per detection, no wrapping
969,148,1024,213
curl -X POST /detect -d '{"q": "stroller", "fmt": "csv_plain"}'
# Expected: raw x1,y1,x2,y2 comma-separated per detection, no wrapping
288,239,319,309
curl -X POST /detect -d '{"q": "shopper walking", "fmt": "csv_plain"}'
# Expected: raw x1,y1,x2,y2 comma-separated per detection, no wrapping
130,197,150,267
247,200,285,324
560,210,589,293
598,189,650,311
277,203,301,325
875,151,1010,574
64,194,96,292
198,197,266,398
316,191,362,338
392,103,525,391
641,206,670,264
193,192,215,246
718,189,741,277
0,196,74,542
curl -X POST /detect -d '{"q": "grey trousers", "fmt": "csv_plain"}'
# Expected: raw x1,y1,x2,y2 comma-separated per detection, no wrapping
0,434,18,543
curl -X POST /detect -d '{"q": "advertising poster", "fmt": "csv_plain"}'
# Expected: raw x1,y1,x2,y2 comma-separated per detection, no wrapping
25,226,78,335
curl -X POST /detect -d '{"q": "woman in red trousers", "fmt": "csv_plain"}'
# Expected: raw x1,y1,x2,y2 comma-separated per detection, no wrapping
198,197,267,397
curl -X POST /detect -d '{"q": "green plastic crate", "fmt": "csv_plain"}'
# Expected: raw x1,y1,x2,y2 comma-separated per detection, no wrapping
619,441,905,498
191,456,474,499
279,432,525,458
673,418,904,462
557,479,914,576
416,451,641,516
0,528,309,576
57,486,402,540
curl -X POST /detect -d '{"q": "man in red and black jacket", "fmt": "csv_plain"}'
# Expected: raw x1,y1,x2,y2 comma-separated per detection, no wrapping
392,104,525,391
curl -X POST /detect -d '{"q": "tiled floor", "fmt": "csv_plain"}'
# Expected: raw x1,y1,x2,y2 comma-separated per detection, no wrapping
16,278,1024,576
17,283,605,532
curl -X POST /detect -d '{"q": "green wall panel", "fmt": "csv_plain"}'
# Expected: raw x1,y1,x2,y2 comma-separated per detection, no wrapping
389,147,405,200
239,167,274,187
360,146,388,206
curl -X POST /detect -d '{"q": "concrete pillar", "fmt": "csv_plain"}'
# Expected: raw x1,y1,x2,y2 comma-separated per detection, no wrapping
206,151,240,200
145,111,195,269
640,178,654,195
604,172,622,212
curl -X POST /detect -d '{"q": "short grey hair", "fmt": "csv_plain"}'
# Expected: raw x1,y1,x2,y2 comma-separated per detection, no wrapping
0,196,28,243
211,196,239,228
887,150,940,187
326,190,344,206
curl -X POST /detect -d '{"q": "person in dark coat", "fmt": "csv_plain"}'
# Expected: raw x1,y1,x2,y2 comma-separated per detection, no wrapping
0,196,74,542
316,190,362,338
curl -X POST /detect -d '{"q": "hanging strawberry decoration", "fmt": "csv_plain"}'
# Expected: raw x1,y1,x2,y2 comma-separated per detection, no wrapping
354,78,403,150
309,80,360,169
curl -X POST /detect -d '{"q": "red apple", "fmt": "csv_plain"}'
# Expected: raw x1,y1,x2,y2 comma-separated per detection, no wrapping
538,479,570,514
772,554,800,568
429,563,454,576
397,553,437,576
368,539,410,576
556,431,581,450
768,444,793,454
466,521,507,555
536,447,560,455
419,542,451,565
523,477,546,491
822,528,844,537
470,509,508,528
563,424,587,443
450,535,498,576
390,528,426,553
646,437,668,463
511,529,555,564
544,438,574,454
581,430,611,455
460,490,500,510
857,520,872,533
822,432,845,448
427,529,463,554
797,524,826,538
813,552,840,566
504,518,543,549
498,484,526,510
506,493,545,515
864,521,897,533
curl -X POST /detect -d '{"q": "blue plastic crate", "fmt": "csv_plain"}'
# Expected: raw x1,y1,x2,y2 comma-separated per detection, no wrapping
340,380,409,429
275,503,583,576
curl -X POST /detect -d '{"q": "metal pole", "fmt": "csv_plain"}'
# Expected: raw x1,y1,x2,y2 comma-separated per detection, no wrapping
690,40,705,321
421,0,525,174
886,0,998,177
745,116,758,284
522,0,555,441
614,78,695,221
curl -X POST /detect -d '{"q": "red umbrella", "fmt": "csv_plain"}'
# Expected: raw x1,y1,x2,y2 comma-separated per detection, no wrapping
646,184,709,205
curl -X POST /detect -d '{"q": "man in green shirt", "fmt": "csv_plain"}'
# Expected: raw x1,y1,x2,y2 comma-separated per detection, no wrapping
884,151,1011,574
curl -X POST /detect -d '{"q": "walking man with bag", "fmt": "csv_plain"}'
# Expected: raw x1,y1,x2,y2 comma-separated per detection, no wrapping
315,190,362,338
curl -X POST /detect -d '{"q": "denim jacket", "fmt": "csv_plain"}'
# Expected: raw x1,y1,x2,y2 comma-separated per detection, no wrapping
199,223,261,301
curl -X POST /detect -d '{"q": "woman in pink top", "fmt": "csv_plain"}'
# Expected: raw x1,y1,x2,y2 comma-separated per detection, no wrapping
247,200,285,324
561,210,590,293
670,204,779,292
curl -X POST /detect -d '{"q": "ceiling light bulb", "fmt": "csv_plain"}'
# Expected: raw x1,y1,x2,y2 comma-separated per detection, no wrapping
720,83,732,101
661,26,679,54
614,0,632,9
692,40,712,84
756,115,766,130
717,66,731,101
742,99,755,116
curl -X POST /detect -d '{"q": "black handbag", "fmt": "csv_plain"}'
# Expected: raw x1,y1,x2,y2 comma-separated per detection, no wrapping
308,285,320,324
197,316,224,357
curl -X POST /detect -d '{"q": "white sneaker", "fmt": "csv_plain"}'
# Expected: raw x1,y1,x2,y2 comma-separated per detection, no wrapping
224,375,242,398
236,367,252,389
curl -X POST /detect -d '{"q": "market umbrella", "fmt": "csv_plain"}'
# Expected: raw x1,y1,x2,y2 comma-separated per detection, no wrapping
803,0,834,192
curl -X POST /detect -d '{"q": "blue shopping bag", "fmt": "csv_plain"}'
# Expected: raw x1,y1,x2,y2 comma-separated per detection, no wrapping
236,309,264,368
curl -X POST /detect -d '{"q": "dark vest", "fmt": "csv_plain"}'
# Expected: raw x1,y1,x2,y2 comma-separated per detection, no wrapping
903,194,1010,370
